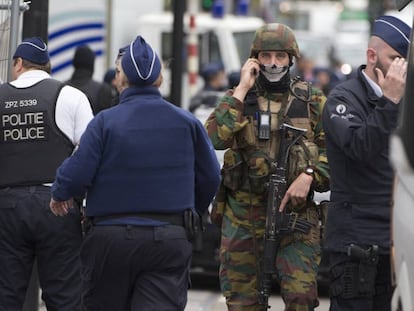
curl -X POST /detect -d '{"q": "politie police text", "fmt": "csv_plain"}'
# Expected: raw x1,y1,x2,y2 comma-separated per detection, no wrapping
1,111,46,142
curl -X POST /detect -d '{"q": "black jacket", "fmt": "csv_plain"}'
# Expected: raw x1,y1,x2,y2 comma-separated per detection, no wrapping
322,65,399,253
66,68,113,115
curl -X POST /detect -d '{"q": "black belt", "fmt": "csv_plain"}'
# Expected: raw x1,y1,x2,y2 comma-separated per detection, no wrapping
89,212,185,226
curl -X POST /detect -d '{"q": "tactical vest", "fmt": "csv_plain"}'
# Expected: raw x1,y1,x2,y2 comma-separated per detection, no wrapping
221,79,319,194
0,79,75,187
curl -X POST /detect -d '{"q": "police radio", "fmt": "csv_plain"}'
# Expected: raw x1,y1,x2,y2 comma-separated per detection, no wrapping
258,111,270,140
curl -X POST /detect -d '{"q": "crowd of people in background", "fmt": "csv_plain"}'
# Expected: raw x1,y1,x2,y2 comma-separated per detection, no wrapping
291,52,348,96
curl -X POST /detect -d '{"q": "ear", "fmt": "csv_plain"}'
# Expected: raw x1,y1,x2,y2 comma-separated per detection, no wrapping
118,71,130,92
12,58,24,79
366,48,377,64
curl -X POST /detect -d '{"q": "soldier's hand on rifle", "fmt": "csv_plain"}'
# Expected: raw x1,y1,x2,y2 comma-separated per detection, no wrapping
279,173,313,212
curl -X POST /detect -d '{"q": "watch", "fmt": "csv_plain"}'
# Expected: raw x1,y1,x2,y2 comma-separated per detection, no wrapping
304,166,315,177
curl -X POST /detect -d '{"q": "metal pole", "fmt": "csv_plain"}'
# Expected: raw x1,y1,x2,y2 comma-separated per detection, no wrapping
22,0,48,42
170,0,185,106
106,0,112,69
8,0,20,81
187,0,198,98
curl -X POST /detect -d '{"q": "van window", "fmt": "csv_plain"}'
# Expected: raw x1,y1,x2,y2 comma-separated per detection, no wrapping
160,30,256,73
199,31,221,65
160,31,222,72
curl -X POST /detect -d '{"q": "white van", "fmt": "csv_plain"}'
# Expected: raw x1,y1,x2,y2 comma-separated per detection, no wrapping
390,6,414,310
135,11,264,109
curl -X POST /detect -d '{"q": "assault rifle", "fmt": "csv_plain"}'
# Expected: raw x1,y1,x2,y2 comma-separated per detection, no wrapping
258,123,313,309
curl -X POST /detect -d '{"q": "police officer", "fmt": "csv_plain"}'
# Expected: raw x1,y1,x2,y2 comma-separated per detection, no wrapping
322,15,411,311
189,61,228,114
49,35,221,311
0,37,93,310
205,23,330,310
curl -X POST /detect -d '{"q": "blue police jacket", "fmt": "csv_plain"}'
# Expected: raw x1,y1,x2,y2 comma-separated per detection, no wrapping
52,85,221,226
322,65,399,253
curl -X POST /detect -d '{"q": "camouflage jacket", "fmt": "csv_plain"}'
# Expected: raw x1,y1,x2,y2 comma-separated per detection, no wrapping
205,80,330,197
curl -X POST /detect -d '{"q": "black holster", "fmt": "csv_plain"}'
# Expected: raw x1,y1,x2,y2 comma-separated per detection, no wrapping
331,244,379,299
183,209,203,246
81,216,93,236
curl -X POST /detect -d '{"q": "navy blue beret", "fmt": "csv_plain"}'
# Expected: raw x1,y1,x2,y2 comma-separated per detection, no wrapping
121,36,161,86
372,15,411,57
13,37,49,64
103,68,116,84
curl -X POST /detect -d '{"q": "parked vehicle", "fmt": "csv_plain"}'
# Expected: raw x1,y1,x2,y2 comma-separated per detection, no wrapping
390,3,414,310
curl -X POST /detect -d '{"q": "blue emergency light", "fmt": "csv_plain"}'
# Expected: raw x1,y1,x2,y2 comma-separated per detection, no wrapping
236,0,249,16
212,0,224,18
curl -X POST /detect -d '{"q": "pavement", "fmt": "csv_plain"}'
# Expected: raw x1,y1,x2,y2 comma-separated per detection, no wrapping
37,289,330,311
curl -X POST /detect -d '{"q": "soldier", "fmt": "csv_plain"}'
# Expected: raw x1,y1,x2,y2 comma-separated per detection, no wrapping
322,15,411,311
205,23,330,310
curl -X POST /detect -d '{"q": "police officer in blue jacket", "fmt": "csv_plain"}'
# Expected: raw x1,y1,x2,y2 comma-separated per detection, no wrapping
50,35,221,311
322,15,411,311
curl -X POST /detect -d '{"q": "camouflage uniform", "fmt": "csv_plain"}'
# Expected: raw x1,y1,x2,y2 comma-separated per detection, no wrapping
205,24,330,311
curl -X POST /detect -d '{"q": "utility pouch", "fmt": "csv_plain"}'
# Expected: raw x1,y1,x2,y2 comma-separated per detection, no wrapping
183,209,203,243
348,244,379,297
331,245,379,299
331,261,360,299
222,149,244,191
236,119,257,148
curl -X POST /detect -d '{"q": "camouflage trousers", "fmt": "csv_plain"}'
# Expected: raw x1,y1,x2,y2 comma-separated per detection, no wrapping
218,197,321,311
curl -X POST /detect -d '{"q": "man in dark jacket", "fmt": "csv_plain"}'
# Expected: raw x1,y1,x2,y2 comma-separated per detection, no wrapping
322,15,411,311
50,35,221,311
66,45,113,115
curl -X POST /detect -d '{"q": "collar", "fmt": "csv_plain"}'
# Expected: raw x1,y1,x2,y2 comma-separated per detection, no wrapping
119,85,162,103
361,68,383,98
357,65,382,102
71,68,93,80
10,70,50,87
